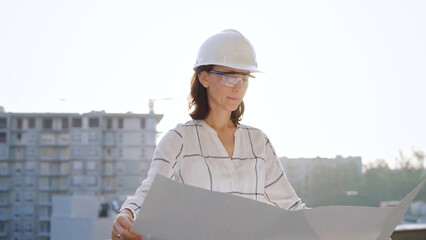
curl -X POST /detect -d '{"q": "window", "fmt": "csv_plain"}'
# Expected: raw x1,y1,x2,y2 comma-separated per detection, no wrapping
140,118,146,128
13,221,20,232
0,177,7,188
141,134,145,143
72,161,82,171
0,208,7,219
39,177,51,189
42,119,52,129
87,161,96,171
87,176,98,186
0,133,6,143
17,118,23,129
39,222,50,233
13,205,20,217
24,220,33,232
71,147,83,158
89,132,98,143
14,176,21,187
24,236,34,240
60,162,68,174
72,118,82,128
104,162,114,175
0,145,6,158
104,132,114,145
0,222,5,234
105,148,114,159
0,118,6,129
38,193,51,205
89,118,99,128
41,134,55,144
25,192,34,202
62,117,68,129
14,147,23,159
117,162,123,172
103,177,114,189
28,118,35,128
24,206,33,217
14,192,21,202
25,161,35,172
71,132,81,143
106,118,112,129
72,176,82,186
25,176,34,187
88,147,99,157
27,133,35,143
41,147,53,159
14,163,22,173
40,163,50,174
16,133,22,143
118,118,123,129
0,162,7,173
58,133,69,144
60,148,69,159
0,193,7,204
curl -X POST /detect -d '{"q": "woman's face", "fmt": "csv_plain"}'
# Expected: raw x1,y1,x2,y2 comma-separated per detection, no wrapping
199,65,250,114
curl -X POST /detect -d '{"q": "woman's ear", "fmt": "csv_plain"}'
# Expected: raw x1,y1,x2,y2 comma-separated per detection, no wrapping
198,71,209,88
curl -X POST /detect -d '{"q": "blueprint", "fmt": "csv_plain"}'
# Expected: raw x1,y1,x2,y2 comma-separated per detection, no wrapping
131,175,425,240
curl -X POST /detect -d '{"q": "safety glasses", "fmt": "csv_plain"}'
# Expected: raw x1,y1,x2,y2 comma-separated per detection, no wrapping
208,69,255,87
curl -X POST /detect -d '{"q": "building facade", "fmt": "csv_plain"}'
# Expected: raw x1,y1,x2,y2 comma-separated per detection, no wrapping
0,111,162,240
280,155,362,186
280,155,363,206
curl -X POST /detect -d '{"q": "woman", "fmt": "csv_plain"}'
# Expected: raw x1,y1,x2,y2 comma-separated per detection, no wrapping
111,29,305,240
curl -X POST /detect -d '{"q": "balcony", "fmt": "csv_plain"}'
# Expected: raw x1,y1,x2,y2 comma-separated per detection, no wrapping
103,140,116,146
102,171,116,177
38,215,51,221
39,158,69,162
38,185,68,191
38,171,68,177
102,185,116,192
38,201,52,206
38,231,50,237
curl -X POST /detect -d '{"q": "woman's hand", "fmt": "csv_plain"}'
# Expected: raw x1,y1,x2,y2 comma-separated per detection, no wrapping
112,209,142,240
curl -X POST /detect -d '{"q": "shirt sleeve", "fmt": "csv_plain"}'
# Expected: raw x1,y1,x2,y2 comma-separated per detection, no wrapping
263,136,307,210
119,128,183,219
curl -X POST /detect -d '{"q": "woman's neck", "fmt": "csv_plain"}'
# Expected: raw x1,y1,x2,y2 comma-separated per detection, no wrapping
204,111,235,132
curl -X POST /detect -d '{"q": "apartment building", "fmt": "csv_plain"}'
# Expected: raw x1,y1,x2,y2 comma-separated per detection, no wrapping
0,110,162,240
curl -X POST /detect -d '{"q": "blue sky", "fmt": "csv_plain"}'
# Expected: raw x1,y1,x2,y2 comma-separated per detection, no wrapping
1,0,425,167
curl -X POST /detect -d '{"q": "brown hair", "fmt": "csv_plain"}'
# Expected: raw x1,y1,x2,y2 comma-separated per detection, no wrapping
188,65,245,125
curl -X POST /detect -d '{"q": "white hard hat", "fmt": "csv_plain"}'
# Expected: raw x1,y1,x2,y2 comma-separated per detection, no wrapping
194,29,260,72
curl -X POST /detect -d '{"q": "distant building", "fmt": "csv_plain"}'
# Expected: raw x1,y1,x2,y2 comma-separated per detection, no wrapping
0,111,162,240
51,195,114,240
280,155,362,196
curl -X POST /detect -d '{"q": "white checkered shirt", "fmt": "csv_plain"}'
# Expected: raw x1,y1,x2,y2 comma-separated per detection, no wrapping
120,120,305,218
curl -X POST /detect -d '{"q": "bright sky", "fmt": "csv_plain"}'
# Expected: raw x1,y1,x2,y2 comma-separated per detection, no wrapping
1,0,425,167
